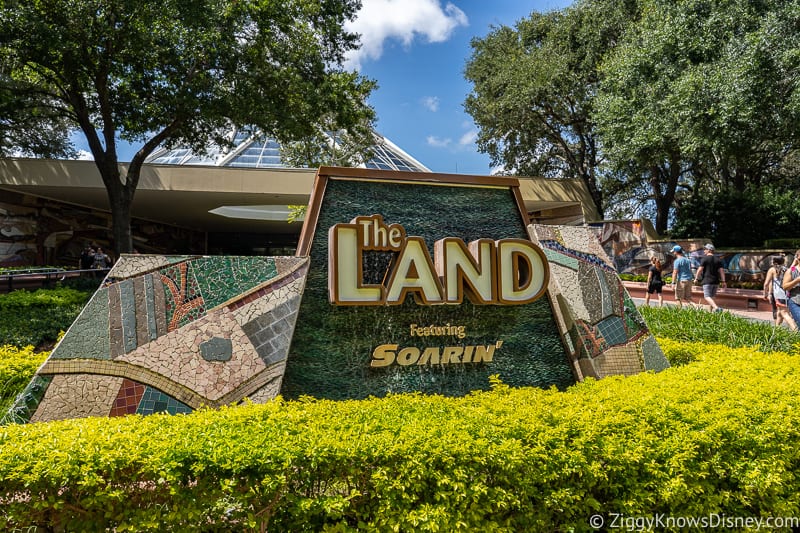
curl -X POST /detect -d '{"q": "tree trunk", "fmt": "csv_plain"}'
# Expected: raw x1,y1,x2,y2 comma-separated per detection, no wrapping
582,173,604,220
109,191,133,256
97,161,136,256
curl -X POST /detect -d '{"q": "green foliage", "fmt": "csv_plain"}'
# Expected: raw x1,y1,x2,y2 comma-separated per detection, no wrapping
0,288,89,347
2,346,800,530
464,0,639,219
640,305,800,354
670,187,785,247
0,0,375,252
0,345,48,414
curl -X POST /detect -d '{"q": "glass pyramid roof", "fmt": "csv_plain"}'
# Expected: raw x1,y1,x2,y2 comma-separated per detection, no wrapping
146,127,430,172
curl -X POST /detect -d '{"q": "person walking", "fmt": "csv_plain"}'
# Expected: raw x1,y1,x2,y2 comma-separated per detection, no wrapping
694,243,726,312
782,249,800,327
763,256,796,329
670,245,695,308
645,256,664,307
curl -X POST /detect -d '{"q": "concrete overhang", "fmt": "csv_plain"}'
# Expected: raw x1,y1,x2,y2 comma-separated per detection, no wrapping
0,159,599,235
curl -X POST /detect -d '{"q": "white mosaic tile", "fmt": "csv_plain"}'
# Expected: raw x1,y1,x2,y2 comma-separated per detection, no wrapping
31,374,123,422
118,307,266,401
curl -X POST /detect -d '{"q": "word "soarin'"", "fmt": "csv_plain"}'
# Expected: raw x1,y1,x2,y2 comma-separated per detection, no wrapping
370,341,504,367
329,214,549,305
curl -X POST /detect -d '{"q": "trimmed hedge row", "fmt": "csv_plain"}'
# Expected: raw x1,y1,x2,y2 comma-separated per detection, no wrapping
0,345,48,414
0,288,90,348
2,344,800,531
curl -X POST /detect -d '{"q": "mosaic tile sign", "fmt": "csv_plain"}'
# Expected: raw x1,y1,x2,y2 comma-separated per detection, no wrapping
6,166,667,423
279,167,654,401
6,255,309,423
529,224,669,379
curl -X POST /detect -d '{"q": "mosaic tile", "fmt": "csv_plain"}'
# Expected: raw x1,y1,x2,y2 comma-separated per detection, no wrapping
117,306,266,401
119,279,138,353
642,335,670,372
133,276,150,347
159,261,206,331
0,375,52,424
109,379,146,417
30,374,123,422
136,386,192,415
245,375,283,403
529,224,669,378
49,287,111,360
191,256,278,309
595,316,627,346
241,293,302,366
107,254,198,279
200,337,233,362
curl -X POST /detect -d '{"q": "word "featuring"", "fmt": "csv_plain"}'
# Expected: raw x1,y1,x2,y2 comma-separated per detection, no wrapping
409,323,466,339
370,341,504,367
329,214,549,306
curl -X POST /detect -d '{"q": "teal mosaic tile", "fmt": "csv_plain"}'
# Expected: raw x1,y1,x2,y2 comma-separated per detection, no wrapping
543,248,579,270
1,375,53,424
119,279,138,353
136,387,193,415
642,335,670,372
192,257,278,309
596,316,627,346
49,287,111,360
144,274,159,341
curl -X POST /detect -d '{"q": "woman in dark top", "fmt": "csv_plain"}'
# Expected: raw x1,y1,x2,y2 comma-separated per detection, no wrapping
645,256,664,307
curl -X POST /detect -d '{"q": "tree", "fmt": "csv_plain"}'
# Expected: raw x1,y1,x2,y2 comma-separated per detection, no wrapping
595,0,800,234
0,0,375,253
0,76,73,158
464,0,639,220
279,114,376,169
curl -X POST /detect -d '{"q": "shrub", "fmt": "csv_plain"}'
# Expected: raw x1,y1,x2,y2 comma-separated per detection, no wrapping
0,345,48,414
0,287,90,348
2,345,800,531
640,305,800,354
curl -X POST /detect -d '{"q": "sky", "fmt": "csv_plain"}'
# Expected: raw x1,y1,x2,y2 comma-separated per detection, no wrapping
345,0,573,175
77,0,574,176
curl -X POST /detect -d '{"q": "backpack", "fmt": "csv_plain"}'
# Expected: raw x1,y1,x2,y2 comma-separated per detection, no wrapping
773,266,787,300
788,266,800,304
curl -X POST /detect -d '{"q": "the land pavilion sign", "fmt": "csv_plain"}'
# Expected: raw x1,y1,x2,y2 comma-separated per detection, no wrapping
280,167,575,400
7,165,668,423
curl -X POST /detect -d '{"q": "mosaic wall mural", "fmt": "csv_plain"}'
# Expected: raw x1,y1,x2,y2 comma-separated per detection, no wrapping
593,219,790,282
0,190,205,267
530,225,669,380
5,255,308,423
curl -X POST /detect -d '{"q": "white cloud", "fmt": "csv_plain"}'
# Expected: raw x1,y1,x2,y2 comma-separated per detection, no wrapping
426,135,452,148
345,0,468,69
422,96,440,112
458,129,478,146
76,150,94,161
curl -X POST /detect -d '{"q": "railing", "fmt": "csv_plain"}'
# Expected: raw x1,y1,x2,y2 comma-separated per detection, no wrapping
0,268,109,293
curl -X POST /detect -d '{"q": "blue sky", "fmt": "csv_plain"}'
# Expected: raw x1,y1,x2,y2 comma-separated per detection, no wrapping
348,0,573,175
80,0,573,175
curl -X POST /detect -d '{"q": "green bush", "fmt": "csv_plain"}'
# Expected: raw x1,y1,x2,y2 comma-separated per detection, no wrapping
1,345,800,531
640,305,800,354
0,287,90,348
0,345,48,414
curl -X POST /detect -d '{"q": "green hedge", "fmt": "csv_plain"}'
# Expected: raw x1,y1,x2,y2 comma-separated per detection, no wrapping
640,305,800,354
0,287,90,348
2,345,800,531
0,345,48,414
